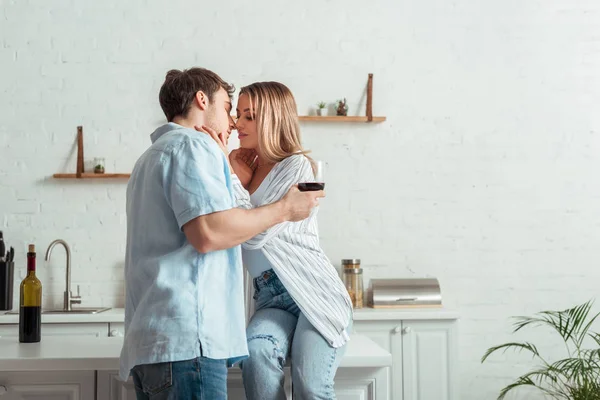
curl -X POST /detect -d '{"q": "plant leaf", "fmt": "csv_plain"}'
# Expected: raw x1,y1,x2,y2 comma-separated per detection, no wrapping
589,332,600,347
551,357,597,382
513,301,596,350
497,376,536,400
482,342,540,363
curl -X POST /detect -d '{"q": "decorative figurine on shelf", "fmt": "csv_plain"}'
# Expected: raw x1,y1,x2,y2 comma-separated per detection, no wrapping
336,98,348,116
316,101,327,116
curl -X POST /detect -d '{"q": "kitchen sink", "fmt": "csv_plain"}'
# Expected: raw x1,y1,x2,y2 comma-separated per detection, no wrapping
43,307,112,314
4,307,112,315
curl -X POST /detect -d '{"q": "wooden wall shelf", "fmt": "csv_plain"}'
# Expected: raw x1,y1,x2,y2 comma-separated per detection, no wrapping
53,173,130,179
298,116,386,122
302,74,385,122
52,126,130,180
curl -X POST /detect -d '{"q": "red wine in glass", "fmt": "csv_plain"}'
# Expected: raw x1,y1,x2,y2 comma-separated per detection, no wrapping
298,182,325,191
298,161,325,192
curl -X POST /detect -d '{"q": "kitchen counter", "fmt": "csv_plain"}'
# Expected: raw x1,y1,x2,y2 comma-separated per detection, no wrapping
0,308,126,324
352,306,459,320
0,334,391,372
1,307,458,324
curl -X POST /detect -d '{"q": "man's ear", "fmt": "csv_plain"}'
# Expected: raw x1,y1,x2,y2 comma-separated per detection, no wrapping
195,91,209,111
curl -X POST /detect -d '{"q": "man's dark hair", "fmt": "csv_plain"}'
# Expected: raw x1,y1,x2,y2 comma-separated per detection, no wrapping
158,67,235,122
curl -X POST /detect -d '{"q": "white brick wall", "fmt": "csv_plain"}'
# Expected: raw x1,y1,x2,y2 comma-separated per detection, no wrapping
2,0,600,398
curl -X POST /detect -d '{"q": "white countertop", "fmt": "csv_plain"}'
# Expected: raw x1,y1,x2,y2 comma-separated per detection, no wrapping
0,308,126,324
0,307,457,324
352,307,459,320
0,334,391,372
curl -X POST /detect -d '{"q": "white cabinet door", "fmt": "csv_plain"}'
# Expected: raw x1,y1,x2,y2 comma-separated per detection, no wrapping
0,371,94,400
96,371,136,400
401,320,458,400
354,318,458,400
0,323,109,338
335,368,390,400
353,321,401,399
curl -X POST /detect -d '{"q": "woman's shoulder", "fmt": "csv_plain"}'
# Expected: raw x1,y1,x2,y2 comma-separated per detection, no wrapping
278,153,312,171
272,155,314,184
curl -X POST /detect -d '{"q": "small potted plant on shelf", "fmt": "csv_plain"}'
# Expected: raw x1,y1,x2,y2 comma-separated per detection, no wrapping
316,101,327,116
336,98,348,116
93,157,105,174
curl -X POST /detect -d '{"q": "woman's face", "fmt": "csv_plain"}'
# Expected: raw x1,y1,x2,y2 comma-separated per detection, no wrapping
235,93,259,150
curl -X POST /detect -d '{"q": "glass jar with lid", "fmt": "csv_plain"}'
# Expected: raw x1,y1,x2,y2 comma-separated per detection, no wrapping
342,259,363,309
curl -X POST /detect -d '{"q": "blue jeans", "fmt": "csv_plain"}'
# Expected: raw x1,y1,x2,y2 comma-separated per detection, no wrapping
131,356,227,400
241,269,351,400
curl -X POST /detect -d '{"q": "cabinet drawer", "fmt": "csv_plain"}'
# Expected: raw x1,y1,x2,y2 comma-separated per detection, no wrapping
0,370,95,400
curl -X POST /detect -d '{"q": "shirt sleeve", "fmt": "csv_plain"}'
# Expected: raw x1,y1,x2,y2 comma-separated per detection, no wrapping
231,175,253,210
164,137,233,230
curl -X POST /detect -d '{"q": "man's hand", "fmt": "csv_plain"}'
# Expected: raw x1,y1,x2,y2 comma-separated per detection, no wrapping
230,148,258,188
280,185,325,222
194,125,228,156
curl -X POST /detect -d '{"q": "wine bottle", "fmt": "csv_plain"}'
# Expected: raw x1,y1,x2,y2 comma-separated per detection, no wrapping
19,244,41,343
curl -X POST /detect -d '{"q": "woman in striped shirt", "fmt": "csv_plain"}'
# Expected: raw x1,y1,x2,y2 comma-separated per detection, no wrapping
230,82,353,400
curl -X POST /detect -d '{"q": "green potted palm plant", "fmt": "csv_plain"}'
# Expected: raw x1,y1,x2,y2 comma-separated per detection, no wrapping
482,300,600,400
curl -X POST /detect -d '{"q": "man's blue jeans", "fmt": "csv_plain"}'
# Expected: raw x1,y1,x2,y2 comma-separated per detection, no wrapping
131,356,227,400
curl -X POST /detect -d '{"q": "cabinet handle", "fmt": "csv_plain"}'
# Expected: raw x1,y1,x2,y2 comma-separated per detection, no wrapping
393,326,402,334
110,330,124,337
0,385,7,395
403,327,412,334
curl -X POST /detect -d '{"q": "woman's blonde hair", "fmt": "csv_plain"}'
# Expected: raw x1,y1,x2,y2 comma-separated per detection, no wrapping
239,82,312,166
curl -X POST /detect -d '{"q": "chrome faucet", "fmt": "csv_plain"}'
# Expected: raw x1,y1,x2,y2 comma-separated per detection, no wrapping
45,239,81,311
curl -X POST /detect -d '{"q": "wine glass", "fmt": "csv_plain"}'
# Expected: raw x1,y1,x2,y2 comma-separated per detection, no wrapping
298,160,325,191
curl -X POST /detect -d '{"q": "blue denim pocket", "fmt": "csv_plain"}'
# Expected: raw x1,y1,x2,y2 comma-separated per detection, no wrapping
253,270,292,312
257,270,286,297
253,269,286,297
268,276,286,297
131,361,173,396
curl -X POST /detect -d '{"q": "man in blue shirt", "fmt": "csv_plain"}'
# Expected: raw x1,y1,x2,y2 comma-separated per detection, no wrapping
120,67,323,399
